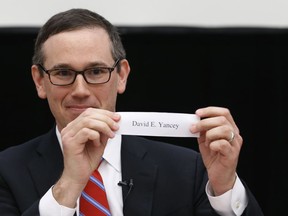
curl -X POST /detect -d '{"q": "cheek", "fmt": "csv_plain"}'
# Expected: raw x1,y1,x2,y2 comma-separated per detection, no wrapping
97,82,119,110
44,83,67,106
46,88,68,117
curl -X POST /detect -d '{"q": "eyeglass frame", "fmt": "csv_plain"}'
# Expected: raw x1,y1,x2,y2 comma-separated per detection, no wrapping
37,59,121,86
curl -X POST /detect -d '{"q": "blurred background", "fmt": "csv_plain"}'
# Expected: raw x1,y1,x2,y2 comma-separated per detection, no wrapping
1,1,287,215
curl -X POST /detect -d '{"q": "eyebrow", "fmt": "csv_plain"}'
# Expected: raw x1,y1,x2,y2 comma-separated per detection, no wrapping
50,61,110,69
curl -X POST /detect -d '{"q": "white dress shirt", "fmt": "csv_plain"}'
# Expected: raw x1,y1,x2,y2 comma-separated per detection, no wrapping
39,127,247,216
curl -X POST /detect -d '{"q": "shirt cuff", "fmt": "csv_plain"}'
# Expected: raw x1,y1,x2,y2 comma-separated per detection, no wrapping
206,174,248,216
39,186,77,216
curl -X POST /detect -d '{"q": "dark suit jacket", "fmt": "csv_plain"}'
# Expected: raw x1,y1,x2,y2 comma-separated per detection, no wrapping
0,126,264,216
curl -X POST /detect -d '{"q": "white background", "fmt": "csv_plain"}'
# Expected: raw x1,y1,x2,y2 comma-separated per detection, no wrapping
1,0,288,27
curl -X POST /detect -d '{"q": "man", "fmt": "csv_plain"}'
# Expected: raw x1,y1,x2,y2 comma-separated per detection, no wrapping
0,8,263,215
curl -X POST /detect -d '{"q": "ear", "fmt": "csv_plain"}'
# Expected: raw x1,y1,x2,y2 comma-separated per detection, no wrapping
31,65,47,99
117,59,131,94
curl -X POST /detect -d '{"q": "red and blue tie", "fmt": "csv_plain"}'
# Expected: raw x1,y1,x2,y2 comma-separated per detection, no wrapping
80,168,111,216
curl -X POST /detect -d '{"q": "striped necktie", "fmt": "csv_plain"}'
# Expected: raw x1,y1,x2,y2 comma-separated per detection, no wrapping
79,167,111,216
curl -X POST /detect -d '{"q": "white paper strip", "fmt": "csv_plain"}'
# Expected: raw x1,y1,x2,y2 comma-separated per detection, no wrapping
116,112,200,137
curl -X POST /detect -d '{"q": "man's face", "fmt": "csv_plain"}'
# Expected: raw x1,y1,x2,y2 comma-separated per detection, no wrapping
31,28,130,131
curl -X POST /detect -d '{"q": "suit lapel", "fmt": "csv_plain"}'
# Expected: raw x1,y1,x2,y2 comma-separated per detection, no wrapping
121,136,158,216
27,127,64,197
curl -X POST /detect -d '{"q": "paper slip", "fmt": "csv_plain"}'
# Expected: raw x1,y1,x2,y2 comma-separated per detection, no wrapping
116,112,200,137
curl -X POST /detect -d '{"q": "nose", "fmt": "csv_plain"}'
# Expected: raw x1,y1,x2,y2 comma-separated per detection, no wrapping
70,74,91,96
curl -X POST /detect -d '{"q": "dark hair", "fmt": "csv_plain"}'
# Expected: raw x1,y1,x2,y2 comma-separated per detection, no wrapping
32,8,126,65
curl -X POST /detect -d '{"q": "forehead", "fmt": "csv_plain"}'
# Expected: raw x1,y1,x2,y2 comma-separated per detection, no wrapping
42,28,113,66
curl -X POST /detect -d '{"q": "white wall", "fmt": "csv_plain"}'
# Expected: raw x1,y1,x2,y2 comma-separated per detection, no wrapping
1,0,288,27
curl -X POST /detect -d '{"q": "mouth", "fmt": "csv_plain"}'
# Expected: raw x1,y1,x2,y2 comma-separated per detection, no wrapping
66,105,95,114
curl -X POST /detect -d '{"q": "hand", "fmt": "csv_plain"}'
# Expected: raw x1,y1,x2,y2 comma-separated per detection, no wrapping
53,108,120,207
190,106,242,195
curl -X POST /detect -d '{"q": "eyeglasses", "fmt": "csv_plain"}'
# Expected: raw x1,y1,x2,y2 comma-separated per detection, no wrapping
37,59,120,86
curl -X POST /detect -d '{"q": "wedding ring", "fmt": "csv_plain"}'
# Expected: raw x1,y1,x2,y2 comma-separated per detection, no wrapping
228,131,235,143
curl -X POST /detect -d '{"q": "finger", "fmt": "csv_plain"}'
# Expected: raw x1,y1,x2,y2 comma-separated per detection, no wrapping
209,139,232,155
74,108,119,130
62,109,119,138
195,106,239,133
